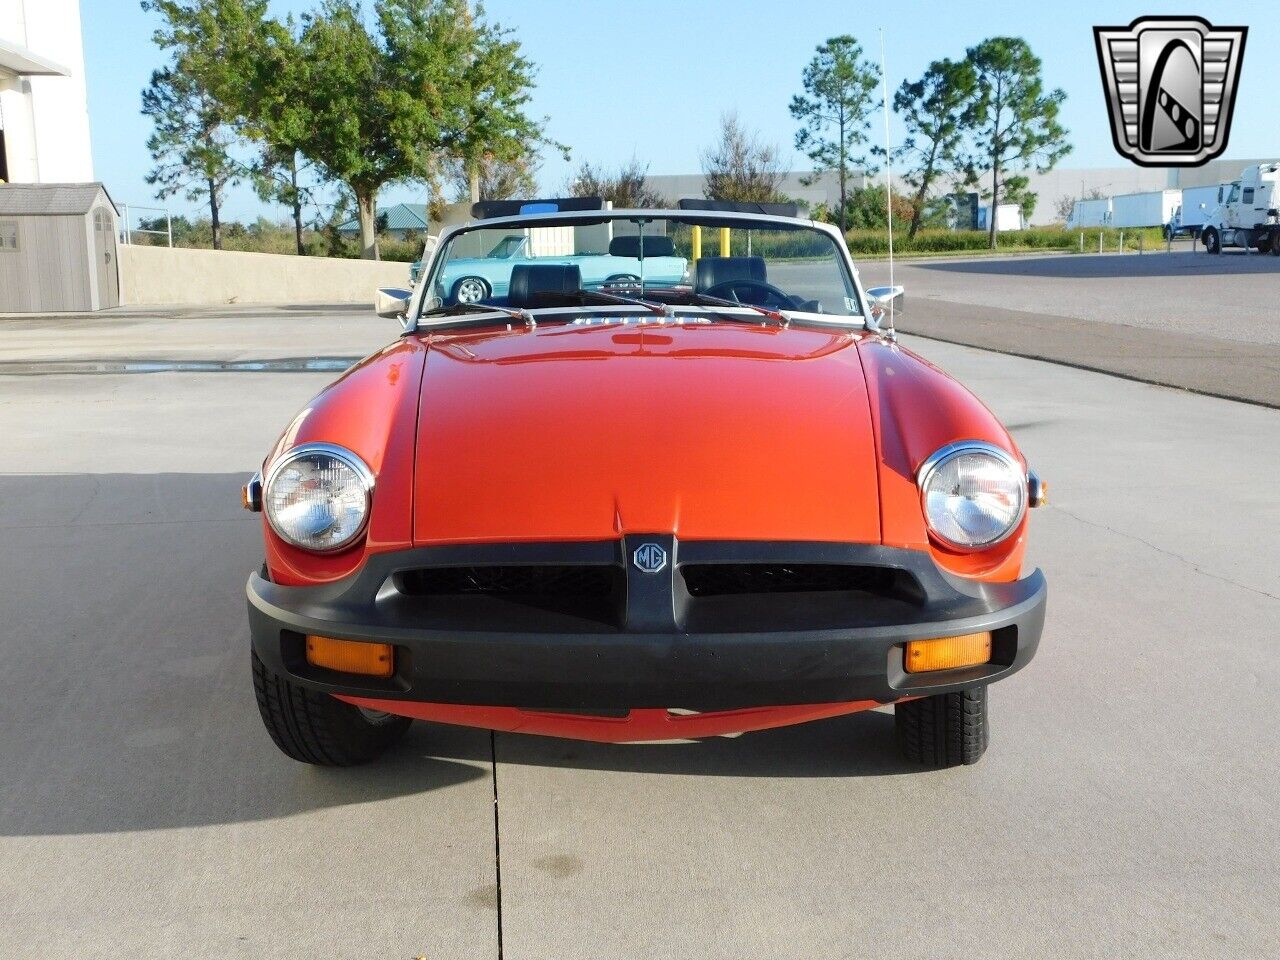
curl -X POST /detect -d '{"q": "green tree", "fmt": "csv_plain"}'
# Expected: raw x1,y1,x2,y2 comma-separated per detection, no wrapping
141,66,241,249
892,58,975,238
700,111,786,203
444,149,539,202
565,158,667,208
441,6,563,204
285,0,444,259
141,0,263,250
962,37,1070,248
250,147,324,255
789,36,880,234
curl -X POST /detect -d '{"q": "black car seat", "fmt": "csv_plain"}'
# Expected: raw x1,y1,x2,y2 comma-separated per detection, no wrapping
608,235,676,258
694,255,767,293
507,264,583,308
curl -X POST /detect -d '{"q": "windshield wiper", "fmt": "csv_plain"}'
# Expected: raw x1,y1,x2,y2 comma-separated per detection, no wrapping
674,291,789,325
421,300,536,327
576,289,673,317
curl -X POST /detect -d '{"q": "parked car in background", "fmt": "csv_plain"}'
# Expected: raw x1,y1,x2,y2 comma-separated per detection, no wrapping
433,232,688,303
242,200,1047,771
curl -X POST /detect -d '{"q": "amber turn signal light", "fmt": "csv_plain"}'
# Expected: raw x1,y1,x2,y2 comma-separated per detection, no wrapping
305,635,394,678
904,632,992,673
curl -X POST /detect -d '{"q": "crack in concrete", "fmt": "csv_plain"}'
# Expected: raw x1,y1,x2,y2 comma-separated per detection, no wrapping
1051,505,1280,602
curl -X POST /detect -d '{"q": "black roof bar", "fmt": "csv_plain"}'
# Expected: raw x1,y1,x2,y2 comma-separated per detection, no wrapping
677,198,801,218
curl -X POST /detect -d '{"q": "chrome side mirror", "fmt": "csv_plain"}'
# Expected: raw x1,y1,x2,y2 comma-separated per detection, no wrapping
864,285,905,326
375,287,412,322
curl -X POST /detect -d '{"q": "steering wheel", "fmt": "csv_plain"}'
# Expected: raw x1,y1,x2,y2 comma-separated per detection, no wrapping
703,278,798,310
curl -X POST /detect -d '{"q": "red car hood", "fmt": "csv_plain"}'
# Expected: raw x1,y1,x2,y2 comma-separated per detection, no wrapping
412,320,881,545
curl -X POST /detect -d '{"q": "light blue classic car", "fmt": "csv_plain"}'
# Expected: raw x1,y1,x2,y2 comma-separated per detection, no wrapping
432,233,688,303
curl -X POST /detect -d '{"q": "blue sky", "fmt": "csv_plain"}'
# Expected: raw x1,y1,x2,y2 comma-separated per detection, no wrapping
82,0,1274,222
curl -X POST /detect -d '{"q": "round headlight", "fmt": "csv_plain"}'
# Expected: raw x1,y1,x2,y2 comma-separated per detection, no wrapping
264,444,374,552
918,442,1026,549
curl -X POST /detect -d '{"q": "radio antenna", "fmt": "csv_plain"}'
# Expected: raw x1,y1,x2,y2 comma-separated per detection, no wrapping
879,28,896,342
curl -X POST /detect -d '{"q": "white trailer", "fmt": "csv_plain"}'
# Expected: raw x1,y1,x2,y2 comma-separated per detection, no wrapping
1166,185,1223,238
1109,190,1181,230
1200,162,1280,255
1066,197,1111,229
978,203,1025,232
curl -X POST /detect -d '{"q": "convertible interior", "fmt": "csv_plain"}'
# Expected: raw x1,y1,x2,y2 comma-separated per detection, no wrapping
500,256,815,312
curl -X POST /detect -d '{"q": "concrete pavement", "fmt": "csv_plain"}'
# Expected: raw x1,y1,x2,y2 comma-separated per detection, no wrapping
1,310,1277,958
859,252,1280,408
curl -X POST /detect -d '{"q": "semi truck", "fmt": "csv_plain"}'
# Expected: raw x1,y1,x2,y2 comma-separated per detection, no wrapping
1200,163,1280,255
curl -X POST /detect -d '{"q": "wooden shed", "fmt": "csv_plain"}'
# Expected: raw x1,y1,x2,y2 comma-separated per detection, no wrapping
0,183,120,312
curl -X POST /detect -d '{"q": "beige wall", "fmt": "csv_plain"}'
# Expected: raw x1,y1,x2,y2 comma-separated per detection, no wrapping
119,244,413,306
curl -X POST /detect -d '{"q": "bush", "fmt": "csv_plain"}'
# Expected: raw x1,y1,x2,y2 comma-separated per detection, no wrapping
843,225,1165,256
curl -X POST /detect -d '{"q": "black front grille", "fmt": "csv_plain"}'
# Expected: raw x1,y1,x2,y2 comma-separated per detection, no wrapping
681,563,902,598
396,564,624,626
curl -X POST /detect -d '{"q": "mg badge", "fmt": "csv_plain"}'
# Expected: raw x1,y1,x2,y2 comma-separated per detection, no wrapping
632,542,668,574
1094,16,1246,167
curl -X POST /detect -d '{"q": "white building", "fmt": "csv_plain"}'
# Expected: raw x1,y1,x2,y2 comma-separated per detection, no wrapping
0,0,94,183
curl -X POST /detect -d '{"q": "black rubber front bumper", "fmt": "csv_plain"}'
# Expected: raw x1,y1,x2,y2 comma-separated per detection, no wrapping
247,536,1046,711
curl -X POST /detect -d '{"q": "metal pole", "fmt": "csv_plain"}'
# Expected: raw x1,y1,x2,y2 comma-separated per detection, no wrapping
1138,232,1143,255
122,203,131,244
1120,230,1125,253
1079,231,1083,252
166,210,173,248
1099,232,1103,254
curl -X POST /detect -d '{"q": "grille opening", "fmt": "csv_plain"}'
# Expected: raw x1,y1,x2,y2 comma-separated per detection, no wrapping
681,563,917,600
396,564,624,626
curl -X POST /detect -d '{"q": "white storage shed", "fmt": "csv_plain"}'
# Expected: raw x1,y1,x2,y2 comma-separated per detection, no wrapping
0,182,119,312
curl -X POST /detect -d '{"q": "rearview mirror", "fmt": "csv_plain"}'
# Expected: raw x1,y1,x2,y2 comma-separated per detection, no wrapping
864,285,905,325
375,287,412,322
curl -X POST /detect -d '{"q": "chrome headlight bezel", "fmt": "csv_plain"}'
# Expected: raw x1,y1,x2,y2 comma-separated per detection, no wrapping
916,440,1028,551
263,443,375,553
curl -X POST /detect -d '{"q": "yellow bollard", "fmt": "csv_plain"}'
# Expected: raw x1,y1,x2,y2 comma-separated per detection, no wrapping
719,226,731,256
691,225,702,264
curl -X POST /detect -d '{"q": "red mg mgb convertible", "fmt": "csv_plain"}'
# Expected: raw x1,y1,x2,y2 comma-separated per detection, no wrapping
244,199,1046,768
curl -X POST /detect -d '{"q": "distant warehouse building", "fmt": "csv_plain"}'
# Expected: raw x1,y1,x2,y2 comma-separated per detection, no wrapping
649,158,1277,228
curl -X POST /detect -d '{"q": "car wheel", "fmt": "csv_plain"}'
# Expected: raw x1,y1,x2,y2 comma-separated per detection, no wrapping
451,276,490,304
1271,233,1280,256
895,686,988,767
1202,228,1220,254
603,273,642,291
1255,235,1273,254
252,651,411,766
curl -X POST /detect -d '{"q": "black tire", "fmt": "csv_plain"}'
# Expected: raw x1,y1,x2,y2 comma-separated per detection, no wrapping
450,276,490,304
252,651,411,766
1202,228,1220,254
1256,234,1273,254
896,687,989,767
1271,233,1280,257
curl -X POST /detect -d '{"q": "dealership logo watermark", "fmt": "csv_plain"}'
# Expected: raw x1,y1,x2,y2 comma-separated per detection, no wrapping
632,543,668,574
1094,16,1247,167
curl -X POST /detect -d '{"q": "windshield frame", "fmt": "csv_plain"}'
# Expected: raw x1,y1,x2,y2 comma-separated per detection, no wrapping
405,209,870,334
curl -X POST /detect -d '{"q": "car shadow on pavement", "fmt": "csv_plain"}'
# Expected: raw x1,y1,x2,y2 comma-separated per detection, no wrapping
915,250,1274,279
417,709,923,779
0,472,489,838
0,472,920,837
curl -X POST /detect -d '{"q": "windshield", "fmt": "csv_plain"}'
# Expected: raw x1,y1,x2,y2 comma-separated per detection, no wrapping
423,213,861,320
